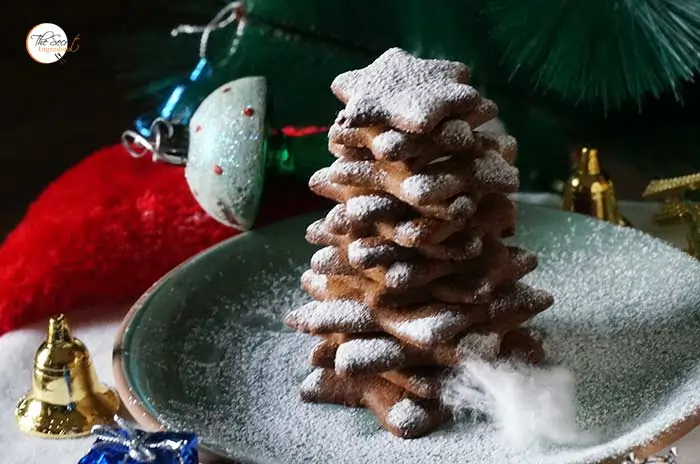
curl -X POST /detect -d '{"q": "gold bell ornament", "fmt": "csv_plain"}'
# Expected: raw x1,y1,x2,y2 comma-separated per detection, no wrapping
643,173,700,259
562,147,630,226
15,314,120,438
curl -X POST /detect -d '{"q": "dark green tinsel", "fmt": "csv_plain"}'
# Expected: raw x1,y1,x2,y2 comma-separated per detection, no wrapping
487,0,700,108
103,0,700,109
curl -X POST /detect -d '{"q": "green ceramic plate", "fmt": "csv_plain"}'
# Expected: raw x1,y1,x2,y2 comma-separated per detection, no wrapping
114,203,700,464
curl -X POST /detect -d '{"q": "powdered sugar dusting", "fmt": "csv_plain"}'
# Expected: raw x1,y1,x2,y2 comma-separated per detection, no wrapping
285,300,376,333
384,261,413,288
300,368,325,396
127,205,700,464
401,173,462,203
336,118,474,163
385,399,430,432
403,372,440,395
388,312,465,346
331,48,478,133
439,119,475,149
335,337,405,374
309,167,332,188
473,150,519,193
310,246,343,271
393,221,424,244
330,159,386,187
347,240,396,267
346,195,399,220
325,204,352,233
372,130,406,158
448,196,475,217
509,248,537,269
457,332,502,362
488,283,549,319
301,270,328,293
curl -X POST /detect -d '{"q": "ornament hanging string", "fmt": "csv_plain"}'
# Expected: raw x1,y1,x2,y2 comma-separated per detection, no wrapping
121,0,327,164
171,1,247,63
121,118,188,164
167,0,330,138
122,2,246,162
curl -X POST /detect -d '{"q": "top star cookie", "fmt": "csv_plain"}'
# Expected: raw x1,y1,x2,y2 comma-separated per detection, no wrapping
331,48,480,134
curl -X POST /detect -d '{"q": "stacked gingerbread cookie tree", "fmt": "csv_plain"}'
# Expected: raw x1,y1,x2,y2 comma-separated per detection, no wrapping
285,48,554,439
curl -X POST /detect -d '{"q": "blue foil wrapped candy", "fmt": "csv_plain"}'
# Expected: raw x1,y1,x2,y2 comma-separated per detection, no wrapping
78,417,198,464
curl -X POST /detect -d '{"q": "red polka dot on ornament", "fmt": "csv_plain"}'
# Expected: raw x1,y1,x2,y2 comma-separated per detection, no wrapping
195,125,202,133
222,87,231,93
243,107,254,117
214,165,223,176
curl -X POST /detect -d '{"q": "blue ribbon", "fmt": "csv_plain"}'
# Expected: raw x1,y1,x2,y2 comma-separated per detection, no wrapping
79,416,198,464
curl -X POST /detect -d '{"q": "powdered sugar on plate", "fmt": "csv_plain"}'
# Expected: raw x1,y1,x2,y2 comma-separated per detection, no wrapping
123,205,700,464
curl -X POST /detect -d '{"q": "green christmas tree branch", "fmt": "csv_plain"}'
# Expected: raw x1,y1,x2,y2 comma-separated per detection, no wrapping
486,0,700,108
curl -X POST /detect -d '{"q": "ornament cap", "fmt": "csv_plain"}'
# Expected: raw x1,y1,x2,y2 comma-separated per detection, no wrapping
47,313,72,344
15,314,120,438
562,147,629,226
122,119,189,166
581,147,600,175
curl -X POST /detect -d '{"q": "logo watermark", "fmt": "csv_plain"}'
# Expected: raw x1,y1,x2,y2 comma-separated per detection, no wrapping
26,23,80,64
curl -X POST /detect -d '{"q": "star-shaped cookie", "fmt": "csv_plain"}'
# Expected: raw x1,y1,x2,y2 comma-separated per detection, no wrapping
331,48,480,133
309,328,544,398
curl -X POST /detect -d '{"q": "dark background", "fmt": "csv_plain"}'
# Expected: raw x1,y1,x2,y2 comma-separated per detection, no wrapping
3,3,693,238
4,3,208,238
4,5,134,236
